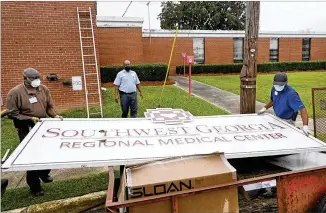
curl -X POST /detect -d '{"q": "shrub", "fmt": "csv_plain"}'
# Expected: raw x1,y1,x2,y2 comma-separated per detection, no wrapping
176,61,326,75
101,64,168,82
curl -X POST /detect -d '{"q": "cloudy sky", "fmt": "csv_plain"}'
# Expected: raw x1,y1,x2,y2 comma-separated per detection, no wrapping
97,1,326,32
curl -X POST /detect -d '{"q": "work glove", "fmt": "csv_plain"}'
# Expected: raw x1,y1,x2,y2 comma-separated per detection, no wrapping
302,125,310,137
258,107,267,115
55,115,63,121
31,117,39,123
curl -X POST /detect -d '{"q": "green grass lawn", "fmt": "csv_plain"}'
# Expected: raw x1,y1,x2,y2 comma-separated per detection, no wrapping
1,85,227,210
317,133,326,142
63,85,228,118
192,72,326,117
1,172,113,211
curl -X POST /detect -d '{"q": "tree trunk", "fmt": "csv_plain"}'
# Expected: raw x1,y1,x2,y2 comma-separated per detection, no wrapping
240,1,260,114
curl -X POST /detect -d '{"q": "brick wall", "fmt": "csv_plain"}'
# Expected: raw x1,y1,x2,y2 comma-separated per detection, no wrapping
98,29,193,75
279,38,302,62
257,38,270,63
1,1,98,112
204,38,234,64
97,30,326,74
311,38,326,61
98,28,143,65
142,37,193,75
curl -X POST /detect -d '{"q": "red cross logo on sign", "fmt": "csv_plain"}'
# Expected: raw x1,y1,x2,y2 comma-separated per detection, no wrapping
187,56,194,64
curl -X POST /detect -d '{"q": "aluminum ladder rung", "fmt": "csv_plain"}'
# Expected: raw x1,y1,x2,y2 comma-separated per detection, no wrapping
87,93,98,96
78,6,103,118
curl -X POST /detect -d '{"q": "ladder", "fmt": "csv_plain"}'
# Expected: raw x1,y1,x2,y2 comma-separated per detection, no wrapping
77,7,103,118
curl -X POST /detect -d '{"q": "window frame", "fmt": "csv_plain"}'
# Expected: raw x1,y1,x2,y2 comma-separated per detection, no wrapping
233,38,244,63
269,38,279,62
302,38,311,61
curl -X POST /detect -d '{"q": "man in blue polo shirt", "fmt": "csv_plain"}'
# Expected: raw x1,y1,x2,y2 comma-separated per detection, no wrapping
114,60,143,118
258,72,309,136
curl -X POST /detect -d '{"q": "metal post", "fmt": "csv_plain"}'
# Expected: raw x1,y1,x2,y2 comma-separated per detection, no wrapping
147,2,151,44
189,64,192,96
312,88,317,138
183,57,186,76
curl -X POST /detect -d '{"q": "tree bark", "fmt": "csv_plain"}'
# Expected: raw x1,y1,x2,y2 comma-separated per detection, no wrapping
240,1,260,114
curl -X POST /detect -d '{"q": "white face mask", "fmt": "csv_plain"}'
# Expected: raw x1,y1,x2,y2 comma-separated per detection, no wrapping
31,79,41,88
274,85,285,92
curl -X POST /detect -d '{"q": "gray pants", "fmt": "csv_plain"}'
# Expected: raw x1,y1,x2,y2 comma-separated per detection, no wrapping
282,119,295,126
120,92,138,118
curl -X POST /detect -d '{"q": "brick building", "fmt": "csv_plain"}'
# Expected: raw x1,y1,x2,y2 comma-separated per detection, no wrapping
1,1,98,112
1,2,326,112
97,17,326,74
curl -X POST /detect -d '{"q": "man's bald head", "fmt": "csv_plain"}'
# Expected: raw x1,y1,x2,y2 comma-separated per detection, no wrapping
123,60,131,72
124,60,131,66
24,68,40,79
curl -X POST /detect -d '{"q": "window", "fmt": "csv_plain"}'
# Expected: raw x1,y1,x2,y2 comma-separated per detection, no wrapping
233,38,243,63
270,38,279,62
193,38,205,64
302,38,311,61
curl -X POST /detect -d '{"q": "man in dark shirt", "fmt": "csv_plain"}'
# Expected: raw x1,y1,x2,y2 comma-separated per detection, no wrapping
6,68,62,196
258,72,309,136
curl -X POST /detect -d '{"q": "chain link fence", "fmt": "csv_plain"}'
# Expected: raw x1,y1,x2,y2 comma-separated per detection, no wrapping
312,88,326,142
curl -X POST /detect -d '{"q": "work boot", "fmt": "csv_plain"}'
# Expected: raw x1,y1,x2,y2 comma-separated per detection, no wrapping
40,175,53,183
1,179,8,196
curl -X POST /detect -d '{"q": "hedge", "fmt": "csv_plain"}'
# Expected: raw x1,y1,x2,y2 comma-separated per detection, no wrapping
176,61,326,75
101,64,167,82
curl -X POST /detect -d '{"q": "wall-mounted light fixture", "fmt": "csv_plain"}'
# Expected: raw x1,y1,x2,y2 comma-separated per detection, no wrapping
47,74,60,81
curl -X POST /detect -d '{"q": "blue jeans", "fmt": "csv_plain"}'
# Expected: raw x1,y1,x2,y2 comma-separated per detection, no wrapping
119,92,138,118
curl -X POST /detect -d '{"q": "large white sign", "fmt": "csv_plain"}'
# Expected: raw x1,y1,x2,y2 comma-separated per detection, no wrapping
2,111,326,171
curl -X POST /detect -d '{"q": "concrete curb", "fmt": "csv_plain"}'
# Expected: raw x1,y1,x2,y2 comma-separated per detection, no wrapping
3,190,107,213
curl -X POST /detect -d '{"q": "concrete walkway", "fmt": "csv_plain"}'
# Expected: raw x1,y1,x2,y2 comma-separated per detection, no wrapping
170,76,314,131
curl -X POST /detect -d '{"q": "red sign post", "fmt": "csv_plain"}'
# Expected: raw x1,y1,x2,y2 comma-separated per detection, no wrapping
181,53,187,76
186,56,194,96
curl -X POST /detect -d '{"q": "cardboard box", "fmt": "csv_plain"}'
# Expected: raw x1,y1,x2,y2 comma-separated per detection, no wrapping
118,153,239,213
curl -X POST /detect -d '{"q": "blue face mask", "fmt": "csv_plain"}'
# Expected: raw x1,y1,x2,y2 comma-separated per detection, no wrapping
274,85,285,92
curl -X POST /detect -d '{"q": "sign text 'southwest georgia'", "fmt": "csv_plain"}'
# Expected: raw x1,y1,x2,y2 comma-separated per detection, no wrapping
40,122,288,149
